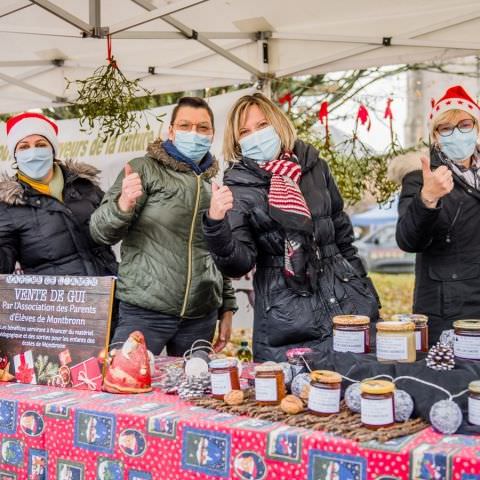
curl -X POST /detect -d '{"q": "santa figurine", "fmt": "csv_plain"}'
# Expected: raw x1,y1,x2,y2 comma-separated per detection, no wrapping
103,331,152,394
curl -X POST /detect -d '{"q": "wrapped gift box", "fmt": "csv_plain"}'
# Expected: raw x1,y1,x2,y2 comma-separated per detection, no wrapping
70,357,103,391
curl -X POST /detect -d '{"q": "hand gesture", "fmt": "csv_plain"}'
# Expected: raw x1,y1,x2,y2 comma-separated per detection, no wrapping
208,183,233,220
118,163,143,213
420,156,453,208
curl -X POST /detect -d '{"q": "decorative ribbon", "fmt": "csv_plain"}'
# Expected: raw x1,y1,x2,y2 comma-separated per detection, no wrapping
278,92,293,109
356,104,371,131
384,98,393,120
107,35,117,68
78,369,98,390
318,101,329,145
16,353,34,384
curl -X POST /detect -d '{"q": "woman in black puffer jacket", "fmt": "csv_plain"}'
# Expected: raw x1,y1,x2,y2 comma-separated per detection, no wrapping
203,93,379,362
0,112,117,277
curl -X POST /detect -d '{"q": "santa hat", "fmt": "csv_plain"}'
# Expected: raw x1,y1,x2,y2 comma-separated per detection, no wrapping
6,112,59,158
429,85,480,126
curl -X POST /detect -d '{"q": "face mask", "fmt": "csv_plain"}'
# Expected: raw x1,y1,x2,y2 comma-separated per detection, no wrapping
239,125,281,163
173,130,212,163
15,147,53,180
439,129,478,164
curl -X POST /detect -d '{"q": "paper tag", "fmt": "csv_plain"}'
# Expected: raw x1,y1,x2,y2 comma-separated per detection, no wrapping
361,397,394,426
454,335,480,360
211,372,232,395
415,331,421,351
308,387,340,414
255,377,277,401
469,397,480,426
376,336,408,361
333,330,365,353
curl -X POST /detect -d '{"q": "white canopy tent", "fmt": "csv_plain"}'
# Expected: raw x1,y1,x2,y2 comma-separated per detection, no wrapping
0,0,479,113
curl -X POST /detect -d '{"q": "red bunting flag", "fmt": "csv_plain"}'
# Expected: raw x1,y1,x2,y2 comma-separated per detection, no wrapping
384,98,394,120
278,92,293,109
356,104,371,131
318,101,330,144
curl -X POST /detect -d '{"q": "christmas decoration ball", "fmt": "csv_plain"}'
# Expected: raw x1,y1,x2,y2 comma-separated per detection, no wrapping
278,362,294,388
429,399,463,434
394,389,414,422
345,382,362,413
291,373,311,399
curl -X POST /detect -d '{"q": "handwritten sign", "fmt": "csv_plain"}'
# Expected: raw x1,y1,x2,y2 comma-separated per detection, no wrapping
0,275,115,390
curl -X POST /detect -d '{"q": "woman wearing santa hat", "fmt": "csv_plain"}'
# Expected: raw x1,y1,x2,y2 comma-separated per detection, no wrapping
0,112,117,276
390,85,480,344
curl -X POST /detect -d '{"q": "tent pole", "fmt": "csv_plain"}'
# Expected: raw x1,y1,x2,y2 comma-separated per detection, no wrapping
257,32,271,99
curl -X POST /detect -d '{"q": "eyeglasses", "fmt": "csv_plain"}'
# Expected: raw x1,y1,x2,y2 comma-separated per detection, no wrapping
436,119,476,137
173,122,213,135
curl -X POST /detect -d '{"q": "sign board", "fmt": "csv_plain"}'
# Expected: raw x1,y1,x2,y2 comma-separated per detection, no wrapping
0,274,115,390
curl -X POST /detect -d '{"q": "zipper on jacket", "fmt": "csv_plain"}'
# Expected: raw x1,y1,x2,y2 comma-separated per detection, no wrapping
180,174,202,317
445,201,463,243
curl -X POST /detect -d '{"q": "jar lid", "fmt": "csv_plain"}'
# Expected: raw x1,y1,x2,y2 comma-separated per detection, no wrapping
469,380,480,394
360,379,395,394
254,363,283,373
391,313,428,325
286,347,313,360
310,370,342,384
376,321,415,332
209,359,236,369
333,315,370,326
453,319,480,330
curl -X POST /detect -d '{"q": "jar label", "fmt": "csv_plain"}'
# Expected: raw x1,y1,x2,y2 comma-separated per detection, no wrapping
415,331,421,351
211,372,232,395
454,335,480,360
255,377,278,401
333,330,365,353
308,387,340,413
469,397,480,425
376,336,408,360
361,397,394,425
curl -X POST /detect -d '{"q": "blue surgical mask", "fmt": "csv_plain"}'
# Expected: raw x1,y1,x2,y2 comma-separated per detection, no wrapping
15,147,53,180
239,125,281,163
439,129,478,164
173,130,212,163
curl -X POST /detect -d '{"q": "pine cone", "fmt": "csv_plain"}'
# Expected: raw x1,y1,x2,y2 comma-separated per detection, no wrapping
426,342,455,371
158,365,184,394
178,373,211,400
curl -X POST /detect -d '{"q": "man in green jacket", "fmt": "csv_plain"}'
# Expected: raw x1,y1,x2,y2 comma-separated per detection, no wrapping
90,97,237,355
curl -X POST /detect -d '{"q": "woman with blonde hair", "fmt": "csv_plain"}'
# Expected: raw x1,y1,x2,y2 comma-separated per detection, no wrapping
390,85,480,344
203,93,379,361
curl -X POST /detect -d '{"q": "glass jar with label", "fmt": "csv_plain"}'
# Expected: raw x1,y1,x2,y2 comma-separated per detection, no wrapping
254,364,286,405
308,370,342,416
376,321,416,363
453,320,480,361
391,314,429,353
209,359,240,399
468,380,480,425
360,380,395,429
333,315,370,353
286,347,313,376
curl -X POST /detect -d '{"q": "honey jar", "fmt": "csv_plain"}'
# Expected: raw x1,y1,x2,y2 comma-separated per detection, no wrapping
468,380,480,425
333,315,370,353
308,370,342,416
254,364,286,405
209,359,240,399
391,314,429,352
453,320,480,361
360,380,395,429
376,321,416,363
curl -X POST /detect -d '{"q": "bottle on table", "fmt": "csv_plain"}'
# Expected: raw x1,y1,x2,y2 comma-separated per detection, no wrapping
236,340,253,362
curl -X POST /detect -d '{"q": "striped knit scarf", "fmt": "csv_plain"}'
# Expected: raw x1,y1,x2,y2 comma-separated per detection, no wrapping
259,153,313,282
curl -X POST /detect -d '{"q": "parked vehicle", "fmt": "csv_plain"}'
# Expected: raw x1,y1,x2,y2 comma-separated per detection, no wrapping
354,223,415,273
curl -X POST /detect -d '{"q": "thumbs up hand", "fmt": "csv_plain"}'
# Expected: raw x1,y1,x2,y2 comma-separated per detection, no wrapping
118,163,143,213
420,156,454,208
208,182,234,220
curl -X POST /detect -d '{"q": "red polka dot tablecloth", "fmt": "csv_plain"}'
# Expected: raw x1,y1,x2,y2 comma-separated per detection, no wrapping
0,372,479,479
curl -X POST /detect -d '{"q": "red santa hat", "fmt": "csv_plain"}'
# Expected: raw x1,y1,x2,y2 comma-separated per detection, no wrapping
429,85,480,127
6,112,59,158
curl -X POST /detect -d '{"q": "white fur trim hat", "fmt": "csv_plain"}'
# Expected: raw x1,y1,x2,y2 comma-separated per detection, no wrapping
6,112,59,158
428,85,480,127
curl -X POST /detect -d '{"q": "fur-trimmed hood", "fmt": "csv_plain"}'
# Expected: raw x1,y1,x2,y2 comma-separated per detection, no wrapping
0,159,101,206
146,138,219,179
387,148,428,184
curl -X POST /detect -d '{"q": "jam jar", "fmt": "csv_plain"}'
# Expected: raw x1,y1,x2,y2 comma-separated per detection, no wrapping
391,314,429,352
286,347,313,376
254,364,286,405
308,370,342,416
468,380,480,426
376,321,416,363
360,380,395,429
333,315,370,353
209,359,240,399
453,320,480,361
